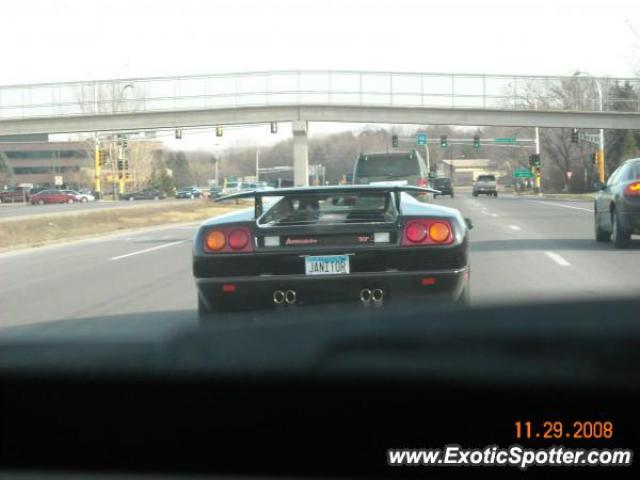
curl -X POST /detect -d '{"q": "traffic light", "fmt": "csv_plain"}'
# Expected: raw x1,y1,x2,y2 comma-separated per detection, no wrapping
591,152,598,165
96,150,104,167
571,128,579,143
117,159,124,170
125,172,131,180
216,126,223,137
473,134,480,149
270,122,278,134
175,129,182,139
529,154,541,167
391,134,399,148
440,135,448,148
124,160,129,170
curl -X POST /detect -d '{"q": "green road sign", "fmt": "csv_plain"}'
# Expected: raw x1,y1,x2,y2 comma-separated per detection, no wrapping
416,133,427,145
514,169,533,178
495,137,516,144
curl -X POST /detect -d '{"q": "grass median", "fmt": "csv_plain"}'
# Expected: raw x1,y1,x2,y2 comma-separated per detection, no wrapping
0,200,247,252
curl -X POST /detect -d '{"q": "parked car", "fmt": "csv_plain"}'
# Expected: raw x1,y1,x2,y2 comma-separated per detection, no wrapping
61,189,95,202
120,188,167,201
472,175,498,197
176,187,204,199
244,181,274,191
432,177,454,198
0,186,31,203
353,150,434,202
594,158,640,248
208,186,222,199
30,189,79,205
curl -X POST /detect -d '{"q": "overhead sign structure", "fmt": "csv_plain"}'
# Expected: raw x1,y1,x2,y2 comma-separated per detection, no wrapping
514,169,533,178
416,133,427,145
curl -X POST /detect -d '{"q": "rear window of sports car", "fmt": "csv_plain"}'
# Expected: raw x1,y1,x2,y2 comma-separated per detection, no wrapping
259,193,398,225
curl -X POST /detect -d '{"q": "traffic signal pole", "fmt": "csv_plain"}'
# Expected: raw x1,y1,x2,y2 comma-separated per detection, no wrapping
534,127,541,193
598,128,606,183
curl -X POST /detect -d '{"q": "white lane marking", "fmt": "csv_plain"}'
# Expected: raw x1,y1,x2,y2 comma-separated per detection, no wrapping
529,200,592,212
544,251,571,267
110,239,188,261
509,225,521,231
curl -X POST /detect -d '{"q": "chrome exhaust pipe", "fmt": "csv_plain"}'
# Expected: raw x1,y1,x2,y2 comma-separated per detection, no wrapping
273,290,285,305
372,288,384,303
285,290,297,304
360,288,372,303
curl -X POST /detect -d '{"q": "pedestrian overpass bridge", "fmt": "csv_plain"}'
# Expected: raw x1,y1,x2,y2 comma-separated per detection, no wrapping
1,70,638,185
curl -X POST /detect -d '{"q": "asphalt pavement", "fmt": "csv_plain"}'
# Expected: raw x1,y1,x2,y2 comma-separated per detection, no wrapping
1,192,639,332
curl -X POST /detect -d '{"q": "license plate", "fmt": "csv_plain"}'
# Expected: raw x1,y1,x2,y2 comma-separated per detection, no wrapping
305,255,350,275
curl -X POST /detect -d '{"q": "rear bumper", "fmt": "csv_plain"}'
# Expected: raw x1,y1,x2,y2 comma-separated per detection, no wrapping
196,267,469,310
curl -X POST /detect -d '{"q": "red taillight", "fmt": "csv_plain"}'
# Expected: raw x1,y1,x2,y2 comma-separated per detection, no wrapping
203,227,253,253
417,177,427,188
406,222,428,243
222,284,237,293
624,181,640,196
402,219,454,246
228,229,249,250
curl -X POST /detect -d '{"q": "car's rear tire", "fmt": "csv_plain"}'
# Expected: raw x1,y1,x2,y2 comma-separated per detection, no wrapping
611,210,631,248
198,294,220,321
456,285,470,306
594,209,611,242
472,192,478,197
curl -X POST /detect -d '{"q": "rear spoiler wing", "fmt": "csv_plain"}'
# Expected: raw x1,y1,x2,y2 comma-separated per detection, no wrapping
215,185,441,217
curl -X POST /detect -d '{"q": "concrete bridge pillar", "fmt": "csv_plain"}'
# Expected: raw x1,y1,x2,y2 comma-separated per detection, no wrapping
292,120,309,187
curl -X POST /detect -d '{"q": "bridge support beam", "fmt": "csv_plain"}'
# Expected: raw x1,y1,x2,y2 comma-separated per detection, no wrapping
292,120,309,187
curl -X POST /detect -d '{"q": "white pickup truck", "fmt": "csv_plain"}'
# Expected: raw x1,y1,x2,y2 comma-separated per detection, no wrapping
472,175,498,197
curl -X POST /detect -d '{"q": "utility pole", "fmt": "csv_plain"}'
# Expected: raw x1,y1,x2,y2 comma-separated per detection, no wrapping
93,83,101,196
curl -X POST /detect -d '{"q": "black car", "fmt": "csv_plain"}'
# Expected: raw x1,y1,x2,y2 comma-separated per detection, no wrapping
594,158,640,248
433,177,454,198
193,185,471,320
120,188,167,201
176,187,204,199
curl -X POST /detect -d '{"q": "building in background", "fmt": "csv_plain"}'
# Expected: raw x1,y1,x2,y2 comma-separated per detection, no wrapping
0,135,93,188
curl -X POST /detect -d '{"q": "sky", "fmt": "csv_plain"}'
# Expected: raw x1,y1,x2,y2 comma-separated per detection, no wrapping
2,0,640,148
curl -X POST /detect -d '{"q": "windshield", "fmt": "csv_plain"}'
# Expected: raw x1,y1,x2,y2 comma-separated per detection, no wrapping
1,2,640,472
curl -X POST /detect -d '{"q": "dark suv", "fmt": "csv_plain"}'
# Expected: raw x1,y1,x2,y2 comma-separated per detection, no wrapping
353,150,433,202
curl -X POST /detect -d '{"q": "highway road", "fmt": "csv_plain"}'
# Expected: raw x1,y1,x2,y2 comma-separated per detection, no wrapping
1,192,639,334
0,198,189,219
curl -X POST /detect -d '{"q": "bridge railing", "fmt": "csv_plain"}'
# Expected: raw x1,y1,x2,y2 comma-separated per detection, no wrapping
0,70,638,120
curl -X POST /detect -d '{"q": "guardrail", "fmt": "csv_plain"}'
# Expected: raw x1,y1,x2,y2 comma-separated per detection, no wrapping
1,70,638,120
